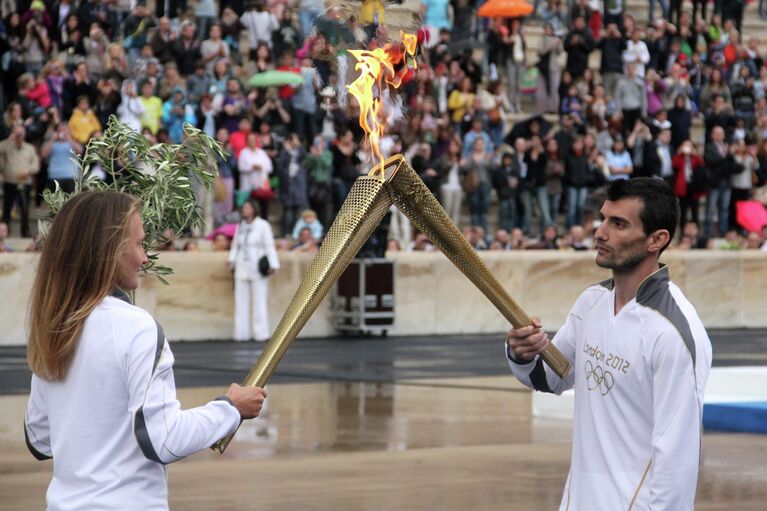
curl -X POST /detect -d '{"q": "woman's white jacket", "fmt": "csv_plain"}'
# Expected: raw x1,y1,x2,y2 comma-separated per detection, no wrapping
228,217,280,281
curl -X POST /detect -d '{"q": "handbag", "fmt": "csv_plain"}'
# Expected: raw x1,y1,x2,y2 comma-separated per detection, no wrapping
521,67,539,94
487,106,502,125
251,177,276,201
462,167,480,193
258,255,270,276
214,176,228,203
308,182,330,205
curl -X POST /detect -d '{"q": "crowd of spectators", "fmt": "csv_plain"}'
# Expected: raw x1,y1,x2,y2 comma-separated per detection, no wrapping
0,0,767,255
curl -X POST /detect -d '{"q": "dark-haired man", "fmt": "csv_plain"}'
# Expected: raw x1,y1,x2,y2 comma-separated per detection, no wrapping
597,23,625,100
506,178,712,509
564,16,595,80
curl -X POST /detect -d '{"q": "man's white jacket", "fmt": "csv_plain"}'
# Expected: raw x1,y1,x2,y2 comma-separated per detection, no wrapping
508,266,712,510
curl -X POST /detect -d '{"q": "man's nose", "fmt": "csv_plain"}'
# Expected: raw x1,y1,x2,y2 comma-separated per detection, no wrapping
594,223,606,240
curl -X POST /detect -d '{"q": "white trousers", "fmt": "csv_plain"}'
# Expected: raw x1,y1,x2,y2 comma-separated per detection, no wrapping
389,206,412,248
441,185,464,225
234,277,270,341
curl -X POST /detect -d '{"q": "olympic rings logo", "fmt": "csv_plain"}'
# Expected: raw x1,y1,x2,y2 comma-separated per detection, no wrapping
585,360,615,396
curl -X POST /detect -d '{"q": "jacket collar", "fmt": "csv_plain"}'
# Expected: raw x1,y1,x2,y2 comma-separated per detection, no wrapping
598,264,669,302
109,287,133,305
635,264,670,305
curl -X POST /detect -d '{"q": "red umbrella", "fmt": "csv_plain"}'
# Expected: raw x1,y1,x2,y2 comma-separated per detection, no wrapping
736,200,767,233
477,0,534,18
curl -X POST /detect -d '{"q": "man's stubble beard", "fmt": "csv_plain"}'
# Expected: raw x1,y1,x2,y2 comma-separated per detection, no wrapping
596,239,647,275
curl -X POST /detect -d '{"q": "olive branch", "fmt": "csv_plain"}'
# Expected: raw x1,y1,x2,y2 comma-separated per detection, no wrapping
41,116,227,284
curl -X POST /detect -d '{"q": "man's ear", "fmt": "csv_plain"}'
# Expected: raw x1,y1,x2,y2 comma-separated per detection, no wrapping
648,229,671,254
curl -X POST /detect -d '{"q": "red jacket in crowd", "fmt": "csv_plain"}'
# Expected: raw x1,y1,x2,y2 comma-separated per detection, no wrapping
672,153,706,199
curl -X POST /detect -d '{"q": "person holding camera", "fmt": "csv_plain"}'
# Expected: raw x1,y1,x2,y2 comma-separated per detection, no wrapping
41,123,82,194
254,88,291,129
672,140,705,231
291,54,320,145
22,13,50,76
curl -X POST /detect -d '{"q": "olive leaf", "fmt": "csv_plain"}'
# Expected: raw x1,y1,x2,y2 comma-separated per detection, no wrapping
40,116,226,284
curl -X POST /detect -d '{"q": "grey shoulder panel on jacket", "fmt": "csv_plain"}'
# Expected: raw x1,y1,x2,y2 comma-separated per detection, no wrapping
636,266,697,367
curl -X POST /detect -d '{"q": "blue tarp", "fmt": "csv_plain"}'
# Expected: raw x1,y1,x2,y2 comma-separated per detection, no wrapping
703,402,767,434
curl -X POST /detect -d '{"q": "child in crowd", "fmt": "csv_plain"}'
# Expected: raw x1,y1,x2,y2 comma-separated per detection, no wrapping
291,209,324,240
68,96,102,145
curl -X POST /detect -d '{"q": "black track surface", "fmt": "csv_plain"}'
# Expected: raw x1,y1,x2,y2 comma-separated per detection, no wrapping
1,329,765,395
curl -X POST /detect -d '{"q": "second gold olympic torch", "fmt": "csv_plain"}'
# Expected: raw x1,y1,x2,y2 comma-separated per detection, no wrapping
211,155,572,453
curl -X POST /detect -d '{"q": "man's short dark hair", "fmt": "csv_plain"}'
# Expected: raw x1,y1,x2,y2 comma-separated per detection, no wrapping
606,178,679,254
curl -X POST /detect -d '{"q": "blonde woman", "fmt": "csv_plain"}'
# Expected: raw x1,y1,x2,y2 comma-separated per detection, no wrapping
25,191,266,509
228,199,280,342
104,42,130,80
447,76,476,130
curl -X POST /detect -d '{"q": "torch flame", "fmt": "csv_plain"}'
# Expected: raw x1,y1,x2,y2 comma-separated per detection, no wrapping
347,31,418,177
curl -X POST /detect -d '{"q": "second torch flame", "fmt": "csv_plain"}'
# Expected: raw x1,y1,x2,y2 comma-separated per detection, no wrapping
347,31,418,177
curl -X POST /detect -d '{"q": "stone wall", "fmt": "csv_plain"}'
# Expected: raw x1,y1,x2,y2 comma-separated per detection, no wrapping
1,251,765,346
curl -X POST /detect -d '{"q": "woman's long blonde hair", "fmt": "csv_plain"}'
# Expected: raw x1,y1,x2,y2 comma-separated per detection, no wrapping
27,191,140,381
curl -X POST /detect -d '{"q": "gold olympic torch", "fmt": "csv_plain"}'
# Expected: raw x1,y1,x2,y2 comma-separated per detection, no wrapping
212,155,571,453
211,168,395,453
382,155,572,376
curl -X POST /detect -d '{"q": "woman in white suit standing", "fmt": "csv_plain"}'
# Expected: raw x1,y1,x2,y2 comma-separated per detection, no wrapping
228,199,280,342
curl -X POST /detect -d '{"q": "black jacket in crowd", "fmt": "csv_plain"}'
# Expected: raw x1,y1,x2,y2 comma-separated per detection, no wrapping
492,162,521,200
564,152,591,188
554,129,576,160
647,35,671,72
173,39,203,76
704,110,735,142
150,32,177,65
640,140,665,179
63,78,97,119
486,28,505,67
731,81,756,115
525,152,548,188
703,142,739,188
598,36,625,74
668,107,692,150
411,153,443,201
564,28,596,78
